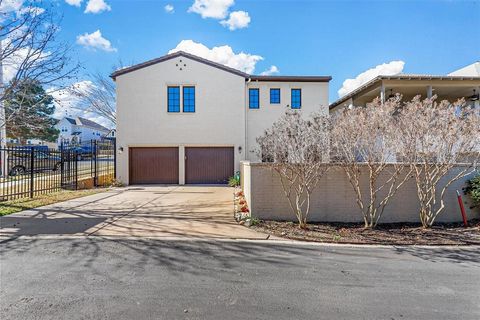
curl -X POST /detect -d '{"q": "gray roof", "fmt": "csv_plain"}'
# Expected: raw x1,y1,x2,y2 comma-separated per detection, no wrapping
65,117,77,125
76,117,110,132
110,51,331,82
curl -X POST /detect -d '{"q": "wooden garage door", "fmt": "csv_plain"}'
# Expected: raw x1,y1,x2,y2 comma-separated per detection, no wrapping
129,147,178,184
185,147,234,184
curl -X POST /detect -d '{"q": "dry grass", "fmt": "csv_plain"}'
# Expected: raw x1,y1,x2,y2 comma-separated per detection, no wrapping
0,189,107,216
252,220,480,245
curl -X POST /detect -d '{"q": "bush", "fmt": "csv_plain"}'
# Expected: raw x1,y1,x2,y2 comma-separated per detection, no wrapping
465,173,480,208
228,175,240,187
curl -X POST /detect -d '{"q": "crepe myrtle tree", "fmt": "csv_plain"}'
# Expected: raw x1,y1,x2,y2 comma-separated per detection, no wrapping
257,110,330,229
396,96,480,228
330,96,413,228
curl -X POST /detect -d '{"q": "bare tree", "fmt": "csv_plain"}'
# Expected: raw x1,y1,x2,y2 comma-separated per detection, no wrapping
396,96,480,227
0,1,78,145
257,111,330,229
68,72,116,125
330,97,412,228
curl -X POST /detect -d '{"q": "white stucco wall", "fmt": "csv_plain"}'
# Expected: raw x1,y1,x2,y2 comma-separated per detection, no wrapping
115,55,247,185
245,81,329,160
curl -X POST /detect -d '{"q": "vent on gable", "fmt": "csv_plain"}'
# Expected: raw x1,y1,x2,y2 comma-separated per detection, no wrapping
175,59,187,71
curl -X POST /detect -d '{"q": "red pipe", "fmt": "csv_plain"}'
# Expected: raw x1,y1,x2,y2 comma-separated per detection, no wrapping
456,190,468,227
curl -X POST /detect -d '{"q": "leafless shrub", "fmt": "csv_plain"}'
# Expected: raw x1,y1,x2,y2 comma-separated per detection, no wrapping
396,96,480,227
257,111,330,229
330,96,412,228
68,72,116,125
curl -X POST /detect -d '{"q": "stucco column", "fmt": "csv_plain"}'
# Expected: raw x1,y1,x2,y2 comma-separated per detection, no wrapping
380,82,385,103
179,145,185,185
427,85,433,99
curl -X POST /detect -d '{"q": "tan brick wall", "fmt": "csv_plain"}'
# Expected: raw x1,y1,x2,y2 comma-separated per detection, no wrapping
243,163,480,223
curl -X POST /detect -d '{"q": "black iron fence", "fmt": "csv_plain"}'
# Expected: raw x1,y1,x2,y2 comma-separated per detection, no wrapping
0,138,116,201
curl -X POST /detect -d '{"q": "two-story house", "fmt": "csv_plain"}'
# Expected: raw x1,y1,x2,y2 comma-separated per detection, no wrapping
111,51,331,185
56,116,111,146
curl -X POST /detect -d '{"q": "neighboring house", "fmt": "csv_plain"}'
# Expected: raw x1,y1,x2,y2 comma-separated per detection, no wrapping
56,116,110,145
105,128,116,138
111,51,331,185
329,62,480,113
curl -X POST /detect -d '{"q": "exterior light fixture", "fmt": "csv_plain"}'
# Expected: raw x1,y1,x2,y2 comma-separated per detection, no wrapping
469,89,479,101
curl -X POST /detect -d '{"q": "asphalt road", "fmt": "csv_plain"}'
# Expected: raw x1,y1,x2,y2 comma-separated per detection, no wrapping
1,238,479,320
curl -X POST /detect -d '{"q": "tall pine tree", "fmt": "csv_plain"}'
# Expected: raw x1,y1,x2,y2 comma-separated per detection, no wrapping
4,79,59,144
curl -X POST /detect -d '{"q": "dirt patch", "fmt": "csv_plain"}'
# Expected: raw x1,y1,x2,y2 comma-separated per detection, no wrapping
252,220,480,245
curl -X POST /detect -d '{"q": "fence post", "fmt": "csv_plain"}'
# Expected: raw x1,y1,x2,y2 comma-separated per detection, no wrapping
113,138,117,180
93,140,98,187
75,149,78,190
29,148,34,198
60,142,64,188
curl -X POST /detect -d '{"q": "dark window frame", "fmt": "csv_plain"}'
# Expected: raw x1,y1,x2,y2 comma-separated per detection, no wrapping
182,86,196,113
291,88,302,109
249,88,260,109
167,86,180,112
270,88,281,104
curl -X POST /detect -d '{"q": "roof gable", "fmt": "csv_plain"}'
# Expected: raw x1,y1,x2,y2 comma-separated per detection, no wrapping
110,51,332,82
110,51,249,79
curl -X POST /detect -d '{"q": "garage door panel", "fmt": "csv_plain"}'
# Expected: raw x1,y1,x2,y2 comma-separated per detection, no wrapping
185,147,234,184
129,147,178,184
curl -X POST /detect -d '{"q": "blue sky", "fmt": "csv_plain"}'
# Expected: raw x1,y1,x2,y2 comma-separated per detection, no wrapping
54,0,480,104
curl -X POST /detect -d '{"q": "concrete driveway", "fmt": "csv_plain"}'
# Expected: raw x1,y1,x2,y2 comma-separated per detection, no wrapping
0,186,268,240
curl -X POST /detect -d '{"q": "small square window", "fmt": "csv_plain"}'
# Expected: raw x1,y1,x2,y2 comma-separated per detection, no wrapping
270,88,280,104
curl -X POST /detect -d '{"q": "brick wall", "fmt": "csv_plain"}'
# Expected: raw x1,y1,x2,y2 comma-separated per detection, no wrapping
241,161,480,223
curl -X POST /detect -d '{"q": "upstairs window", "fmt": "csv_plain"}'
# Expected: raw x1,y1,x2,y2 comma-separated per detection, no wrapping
270,88,280,104
291,88,301,109
183,86,195,113
167,86,180,112
249,88,259,109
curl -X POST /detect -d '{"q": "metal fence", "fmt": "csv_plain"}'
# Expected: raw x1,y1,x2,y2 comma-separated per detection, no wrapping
0,138,116,201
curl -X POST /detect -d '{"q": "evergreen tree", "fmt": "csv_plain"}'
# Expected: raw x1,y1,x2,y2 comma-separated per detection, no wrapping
4,79,59,143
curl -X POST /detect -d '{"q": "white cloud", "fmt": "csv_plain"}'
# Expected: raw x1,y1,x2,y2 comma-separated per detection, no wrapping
338,60,405,97
1,37,48,83
1,46,28,83
50,81,112,128
164,4,174,13
260,65,279,76
76,30,117,52
65,0,82,7
168,39,263,74
84,0,111,14
188,0,234,19
220,10,250,30
0,0,24,12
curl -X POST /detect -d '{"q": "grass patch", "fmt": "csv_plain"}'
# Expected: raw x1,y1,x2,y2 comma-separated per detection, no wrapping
0,189,108,216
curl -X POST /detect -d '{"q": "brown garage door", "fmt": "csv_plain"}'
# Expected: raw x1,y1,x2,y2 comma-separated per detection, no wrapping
185,147,234,184
129,147,178,184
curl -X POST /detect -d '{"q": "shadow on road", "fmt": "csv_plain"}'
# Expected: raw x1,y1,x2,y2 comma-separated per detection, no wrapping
393,245,480,265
